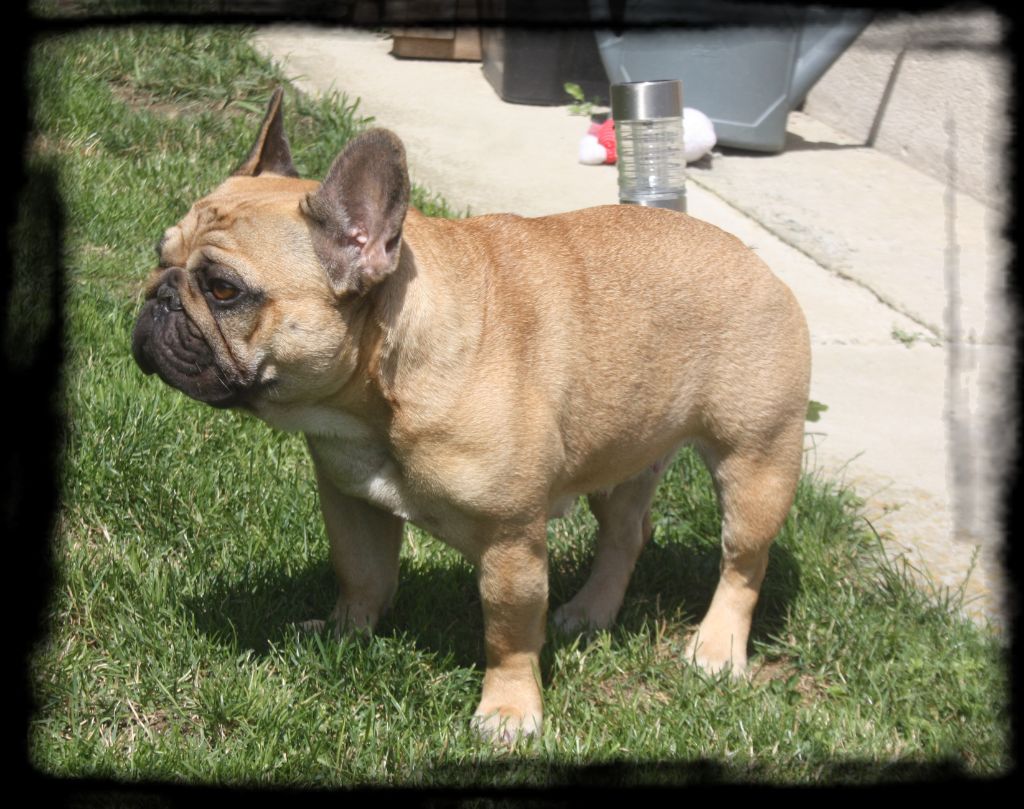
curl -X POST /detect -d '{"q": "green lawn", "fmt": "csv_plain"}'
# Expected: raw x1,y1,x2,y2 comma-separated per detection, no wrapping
22,24,1009,787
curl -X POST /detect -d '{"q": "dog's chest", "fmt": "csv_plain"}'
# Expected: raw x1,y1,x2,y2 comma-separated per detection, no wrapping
304,429,419,522
260,403,470,539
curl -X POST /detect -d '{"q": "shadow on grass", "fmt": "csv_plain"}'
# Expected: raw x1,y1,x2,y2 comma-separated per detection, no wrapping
421,756,970,789
183,518,801,680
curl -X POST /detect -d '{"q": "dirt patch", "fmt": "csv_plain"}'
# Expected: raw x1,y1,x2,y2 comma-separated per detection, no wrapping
596,671,672,709
750,657,827,705
30,132,100,159
111,83,240,120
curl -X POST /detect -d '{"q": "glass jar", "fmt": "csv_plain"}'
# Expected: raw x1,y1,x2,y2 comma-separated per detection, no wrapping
611,80,687,212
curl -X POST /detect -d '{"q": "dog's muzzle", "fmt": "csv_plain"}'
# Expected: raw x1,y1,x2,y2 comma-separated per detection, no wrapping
131,271,244,408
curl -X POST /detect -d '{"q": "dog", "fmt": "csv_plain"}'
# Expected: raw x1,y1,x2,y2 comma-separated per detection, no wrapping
132,88,811,742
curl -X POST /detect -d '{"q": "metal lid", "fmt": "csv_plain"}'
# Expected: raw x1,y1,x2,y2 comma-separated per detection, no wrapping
610,80,684,120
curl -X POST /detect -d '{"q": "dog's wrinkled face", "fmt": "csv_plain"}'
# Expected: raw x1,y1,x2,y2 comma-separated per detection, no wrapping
132,88,410,415
132,175,340,409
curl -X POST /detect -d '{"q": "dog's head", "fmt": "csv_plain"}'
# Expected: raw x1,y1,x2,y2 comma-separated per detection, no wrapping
131,88,410,413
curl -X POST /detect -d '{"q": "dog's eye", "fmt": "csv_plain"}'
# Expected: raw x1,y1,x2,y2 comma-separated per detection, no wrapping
209,278,240,302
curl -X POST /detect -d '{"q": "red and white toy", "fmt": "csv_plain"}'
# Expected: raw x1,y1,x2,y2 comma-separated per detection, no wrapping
578,118,618,165
578,108,717,166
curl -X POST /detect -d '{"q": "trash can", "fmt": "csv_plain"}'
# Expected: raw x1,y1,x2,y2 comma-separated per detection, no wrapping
590,1,872,152
480,0,610,106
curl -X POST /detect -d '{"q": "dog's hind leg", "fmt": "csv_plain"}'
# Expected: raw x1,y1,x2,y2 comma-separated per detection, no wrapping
685,424,803,674
553,456,670,633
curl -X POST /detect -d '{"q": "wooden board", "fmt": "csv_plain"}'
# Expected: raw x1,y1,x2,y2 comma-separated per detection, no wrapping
390,27,482,61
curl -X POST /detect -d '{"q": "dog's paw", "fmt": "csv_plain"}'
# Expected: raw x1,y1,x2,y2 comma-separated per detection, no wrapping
471,706,541,745
684,629,748,677
329,599,384,634
294,614,370,639
552,599,616,635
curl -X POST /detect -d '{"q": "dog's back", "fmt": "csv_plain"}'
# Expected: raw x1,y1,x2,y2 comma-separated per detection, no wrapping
402,204,810,498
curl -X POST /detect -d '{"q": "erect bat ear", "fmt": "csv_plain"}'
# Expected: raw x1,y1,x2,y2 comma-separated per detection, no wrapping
301,128,411,297
233,86,298,178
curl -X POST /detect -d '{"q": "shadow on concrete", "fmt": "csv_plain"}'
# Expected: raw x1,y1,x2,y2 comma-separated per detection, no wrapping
711,130,867,158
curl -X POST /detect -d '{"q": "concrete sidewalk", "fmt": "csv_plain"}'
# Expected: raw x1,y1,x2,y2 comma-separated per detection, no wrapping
251,25,1010,628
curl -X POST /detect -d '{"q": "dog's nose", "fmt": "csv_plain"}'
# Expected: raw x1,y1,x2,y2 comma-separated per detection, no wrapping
156,279,183,311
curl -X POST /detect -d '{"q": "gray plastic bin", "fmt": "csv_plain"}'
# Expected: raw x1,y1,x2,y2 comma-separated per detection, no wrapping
590,2,872,152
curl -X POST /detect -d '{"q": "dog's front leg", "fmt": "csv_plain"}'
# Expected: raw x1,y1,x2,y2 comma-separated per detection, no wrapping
472,517,548,742
311,459,404,634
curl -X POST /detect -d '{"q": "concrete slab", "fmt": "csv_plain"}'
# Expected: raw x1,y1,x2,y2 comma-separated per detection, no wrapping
688,113,1012,345
687,189,925,347
251,25,1008,629
252,27,620,217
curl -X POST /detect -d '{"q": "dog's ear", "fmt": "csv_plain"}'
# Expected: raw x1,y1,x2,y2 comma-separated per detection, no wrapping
302,128,410,297
233,87,298,178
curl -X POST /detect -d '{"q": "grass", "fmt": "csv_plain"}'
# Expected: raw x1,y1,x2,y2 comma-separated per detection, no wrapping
21,23,1010,789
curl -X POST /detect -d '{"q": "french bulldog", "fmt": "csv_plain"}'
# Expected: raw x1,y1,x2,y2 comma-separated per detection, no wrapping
132,88,811,742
